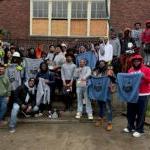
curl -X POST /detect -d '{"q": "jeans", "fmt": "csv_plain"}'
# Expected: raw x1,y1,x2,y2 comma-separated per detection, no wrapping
9,103,20,128
76,87,92,114
127,96,148,133
98,100,112,122
0,96,8,121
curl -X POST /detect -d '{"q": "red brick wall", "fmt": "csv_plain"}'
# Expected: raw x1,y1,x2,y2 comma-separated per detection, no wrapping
0,0,150,40
0,0,30,39
110,0,150,32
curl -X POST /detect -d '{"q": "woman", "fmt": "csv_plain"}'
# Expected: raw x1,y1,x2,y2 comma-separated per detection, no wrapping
4,50,12,66
35,62,55,116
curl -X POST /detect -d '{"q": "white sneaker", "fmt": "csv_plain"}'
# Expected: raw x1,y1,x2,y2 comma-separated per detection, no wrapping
34,113,43,118
123,128,135,133
88,114,93,120
123,128,130,133
75,112,82,119
133,132,142,138
9,127,16,133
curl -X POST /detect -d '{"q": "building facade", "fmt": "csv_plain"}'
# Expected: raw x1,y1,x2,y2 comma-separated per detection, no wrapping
0,0,150,40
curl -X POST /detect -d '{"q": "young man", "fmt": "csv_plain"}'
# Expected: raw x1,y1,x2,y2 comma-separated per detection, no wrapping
131,22,143,48
74,59,93,120
61,53,76,111
123,54,150,137
0,64,11,127
9,78,36,133
93,60,115,131
99,37,113,63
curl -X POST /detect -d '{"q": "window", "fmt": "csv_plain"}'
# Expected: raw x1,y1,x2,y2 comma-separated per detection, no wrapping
52,1,68,19
91,0,107,19
71,1,87,19
33,1,48,18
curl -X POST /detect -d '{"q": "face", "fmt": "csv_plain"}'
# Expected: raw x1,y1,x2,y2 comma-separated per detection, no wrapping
41,63,47,71
0,67,5,75
79,60,86,67
7,51,12,58
62,46,67,52
95,45,100,51
49,46,55,52
11,48,16,54
135,24,141,30
28,79,35,88
55,47,61,53
66,56,72,62
146,23,150,28
110,32,116,39
79,46,86,53
99,61,106,68
133,59,141,67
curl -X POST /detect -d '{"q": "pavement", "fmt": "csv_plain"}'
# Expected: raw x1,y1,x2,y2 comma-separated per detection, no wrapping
0,114,150,150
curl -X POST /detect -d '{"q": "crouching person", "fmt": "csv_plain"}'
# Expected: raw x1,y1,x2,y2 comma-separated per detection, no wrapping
74,59,93,120
9,78,36,133
0,64,11,127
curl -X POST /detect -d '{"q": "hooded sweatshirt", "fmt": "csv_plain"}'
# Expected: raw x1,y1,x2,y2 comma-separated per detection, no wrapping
128,54,150,96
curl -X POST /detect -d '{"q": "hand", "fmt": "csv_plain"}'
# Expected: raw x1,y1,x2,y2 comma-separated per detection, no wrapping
6,97,9,102
26,106,32,113
22,104,27,110
45,79,50,84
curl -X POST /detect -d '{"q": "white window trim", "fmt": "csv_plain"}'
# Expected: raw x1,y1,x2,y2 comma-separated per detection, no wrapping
30,0,110,37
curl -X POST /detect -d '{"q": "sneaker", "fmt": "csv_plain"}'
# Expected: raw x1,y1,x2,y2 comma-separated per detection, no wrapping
9,127,16,133
34,113,43,118
106,123,113,131
88,114,93,120
123,128,135,133
123,128,130,133
75,112,82,119
133,132,142,138
21,111,31,118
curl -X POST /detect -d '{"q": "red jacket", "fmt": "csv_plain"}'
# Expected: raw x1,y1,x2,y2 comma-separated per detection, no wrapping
142,28,150,44
128,55,150,95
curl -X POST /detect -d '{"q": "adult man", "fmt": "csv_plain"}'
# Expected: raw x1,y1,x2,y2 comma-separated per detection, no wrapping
131,23,143,48
123,54,150,138
99,38,113,63
9,78,36,133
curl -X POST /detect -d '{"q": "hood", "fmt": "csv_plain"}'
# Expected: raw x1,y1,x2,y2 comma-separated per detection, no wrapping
145,20,150,24
130,54,143,61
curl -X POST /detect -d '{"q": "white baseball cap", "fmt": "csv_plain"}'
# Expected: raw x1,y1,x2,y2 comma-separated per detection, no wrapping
12,52,20,57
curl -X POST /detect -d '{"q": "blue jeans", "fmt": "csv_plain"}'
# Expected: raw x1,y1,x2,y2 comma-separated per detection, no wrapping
76,87,92,114
9,103,20,128
0,96,8,121
98,100,112,122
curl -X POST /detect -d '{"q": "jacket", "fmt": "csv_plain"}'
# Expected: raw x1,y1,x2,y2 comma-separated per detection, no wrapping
128,55,150,95
0,75,11,97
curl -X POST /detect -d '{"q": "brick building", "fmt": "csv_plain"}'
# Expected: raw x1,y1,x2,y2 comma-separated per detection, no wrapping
0,0,149,41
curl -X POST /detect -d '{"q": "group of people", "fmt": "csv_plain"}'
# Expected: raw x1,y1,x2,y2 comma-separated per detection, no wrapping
0,21,149,138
